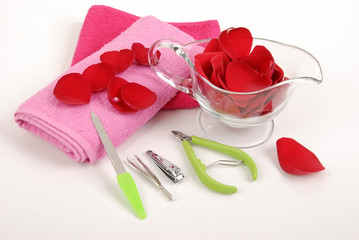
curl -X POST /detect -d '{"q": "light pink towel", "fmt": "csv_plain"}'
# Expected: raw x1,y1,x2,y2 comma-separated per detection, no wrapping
71,5,221,109
14,16,201,163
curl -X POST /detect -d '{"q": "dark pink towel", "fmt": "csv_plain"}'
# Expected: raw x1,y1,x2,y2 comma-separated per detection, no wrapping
71,5,221,109
15,16,203,163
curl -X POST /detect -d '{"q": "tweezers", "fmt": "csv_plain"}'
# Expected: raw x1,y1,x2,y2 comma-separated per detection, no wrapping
127,155,175,201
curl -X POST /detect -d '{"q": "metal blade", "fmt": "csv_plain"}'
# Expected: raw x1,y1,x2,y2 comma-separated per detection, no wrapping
171,130,192,142
159,186,175,201
91,112,126,175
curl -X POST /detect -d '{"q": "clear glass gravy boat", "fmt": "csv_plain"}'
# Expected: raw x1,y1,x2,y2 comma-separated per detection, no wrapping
149,38,323,148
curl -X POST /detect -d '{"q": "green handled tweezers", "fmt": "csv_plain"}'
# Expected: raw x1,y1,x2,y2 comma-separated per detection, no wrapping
91,112,146,219
172,131,257,194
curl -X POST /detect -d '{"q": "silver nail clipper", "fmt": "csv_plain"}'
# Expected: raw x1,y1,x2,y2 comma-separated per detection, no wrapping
127,155,175,201
146,150,185,183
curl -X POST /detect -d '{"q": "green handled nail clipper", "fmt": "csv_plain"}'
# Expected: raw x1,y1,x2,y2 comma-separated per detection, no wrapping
91,112,146,219
172,130,257,194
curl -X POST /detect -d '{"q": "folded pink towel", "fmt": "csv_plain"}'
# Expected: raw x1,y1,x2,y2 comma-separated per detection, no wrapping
14,16,202,163
71,5,221,109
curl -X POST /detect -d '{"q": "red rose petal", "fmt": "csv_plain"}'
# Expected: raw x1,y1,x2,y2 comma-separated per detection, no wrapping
217,73,228,90
230,93,257,109
226,60,272,92
121,82,157,110
131,42,146,53
241,96,273,117
107,77,137,113
194,59,208,81
271,63,284,85
53,73,91,105
82,63,116,91
107,76,128,102
195,53,216,80
131,43,160,65
197,74,240,116
131,43,148,65
260,100,273,115
203,38,223,53
209,54,229,87
218,27,253,59
240,93,266,117
210,53,229,76
194,52,229,83
242,45,275,77
276,137,325,175
262,83,289,112
209,71,220,87
100,49,135,73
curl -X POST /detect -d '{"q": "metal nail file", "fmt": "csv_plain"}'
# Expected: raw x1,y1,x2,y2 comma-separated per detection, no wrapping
91,112,146,219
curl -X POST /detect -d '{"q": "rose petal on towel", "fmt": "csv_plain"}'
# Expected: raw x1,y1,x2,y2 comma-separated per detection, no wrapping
276,137,325,175
100,49,135,73
131,42,160,65
107,77,137,113
53,73,91,105
131,42,145,52
226,60,272,92
131,43,147,65
218,27,253,59
82,63,116,91
242,45,275,77
121,82,157,110
107,76,128,101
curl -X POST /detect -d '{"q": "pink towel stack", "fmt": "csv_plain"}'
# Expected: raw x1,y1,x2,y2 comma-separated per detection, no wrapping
14,15,218,163
14,6,221,163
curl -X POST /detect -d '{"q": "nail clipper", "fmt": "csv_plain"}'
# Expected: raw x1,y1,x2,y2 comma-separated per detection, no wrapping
146,150,185,183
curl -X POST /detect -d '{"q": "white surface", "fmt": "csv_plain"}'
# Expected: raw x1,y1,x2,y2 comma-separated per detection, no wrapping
1,0,359,239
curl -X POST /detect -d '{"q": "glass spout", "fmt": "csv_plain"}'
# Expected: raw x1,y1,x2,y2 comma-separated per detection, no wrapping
254,38,323,86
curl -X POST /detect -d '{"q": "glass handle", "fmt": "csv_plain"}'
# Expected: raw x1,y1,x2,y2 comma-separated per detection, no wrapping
148,39,194,96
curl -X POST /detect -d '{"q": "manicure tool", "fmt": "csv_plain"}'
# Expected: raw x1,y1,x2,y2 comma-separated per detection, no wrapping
172,130,257,194
91,112,146,219
127,155,175,201
146,150,185,183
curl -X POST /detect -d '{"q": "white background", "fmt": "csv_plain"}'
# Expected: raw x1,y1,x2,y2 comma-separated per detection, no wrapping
1,0,359,239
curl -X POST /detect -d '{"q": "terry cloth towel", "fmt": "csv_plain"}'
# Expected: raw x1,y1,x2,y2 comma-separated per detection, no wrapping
71,5,221,109
14,16,202,163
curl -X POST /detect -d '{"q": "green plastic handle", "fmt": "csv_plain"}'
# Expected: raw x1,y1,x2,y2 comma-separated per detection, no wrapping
116,172,146,219
182,140,237,194
191,135,257,180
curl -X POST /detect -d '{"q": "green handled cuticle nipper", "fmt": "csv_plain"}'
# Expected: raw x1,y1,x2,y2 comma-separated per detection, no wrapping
172,130,257,194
